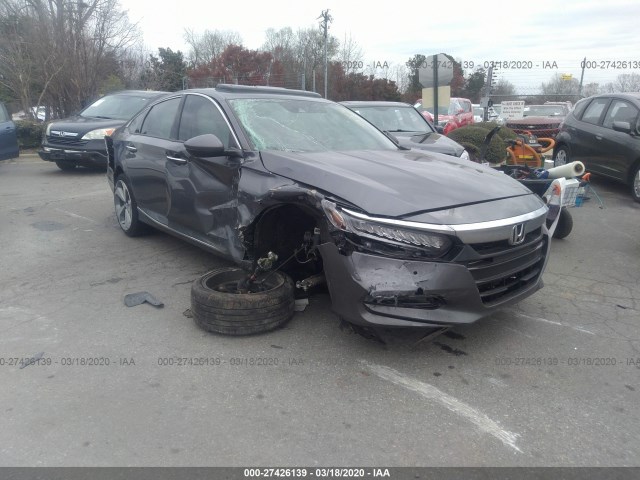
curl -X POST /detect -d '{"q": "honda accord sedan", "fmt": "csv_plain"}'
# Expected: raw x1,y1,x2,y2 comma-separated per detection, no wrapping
106,85,550,330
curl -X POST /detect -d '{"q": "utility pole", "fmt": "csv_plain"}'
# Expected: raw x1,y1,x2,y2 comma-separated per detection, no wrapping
318,9,332,99
578,56,586,97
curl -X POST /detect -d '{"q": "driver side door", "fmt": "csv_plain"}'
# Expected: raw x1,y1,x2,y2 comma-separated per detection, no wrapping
165,93,242,255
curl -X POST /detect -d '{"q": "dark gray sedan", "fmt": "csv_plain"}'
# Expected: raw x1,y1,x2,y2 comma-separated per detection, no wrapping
107,85,550,330
341,101,470,159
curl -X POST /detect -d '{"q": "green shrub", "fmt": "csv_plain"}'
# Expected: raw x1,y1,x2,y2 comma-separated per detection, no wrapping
15,120,45,149
472,122,518,141
447,126,507,163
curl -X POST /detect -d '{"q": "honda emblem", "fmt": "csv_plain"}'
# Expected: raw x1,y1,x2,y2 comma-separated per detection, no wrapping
509,223,526,245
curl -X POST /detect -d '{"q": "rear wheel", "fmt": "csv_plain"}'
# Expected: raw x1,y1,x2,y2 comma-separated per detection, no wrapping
55,161,76,171
114,175,148,236
553,145,570,167
631,163,640,203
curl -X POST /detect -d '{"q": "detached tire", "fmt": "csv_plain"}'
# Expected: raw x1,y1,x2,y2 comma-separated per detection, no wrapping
191,267,295,336
552,207,573,239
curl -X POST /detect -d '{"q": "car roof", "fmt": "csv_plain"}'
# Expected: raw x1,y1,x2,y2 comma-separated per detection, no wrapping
109,90,167,97
588,92,640,102
340,101,413,108
184,84,324,100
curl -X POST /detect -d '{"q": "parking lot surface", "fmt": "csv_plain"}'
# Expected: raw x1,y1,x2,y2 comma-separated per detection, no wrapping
1,156,639,466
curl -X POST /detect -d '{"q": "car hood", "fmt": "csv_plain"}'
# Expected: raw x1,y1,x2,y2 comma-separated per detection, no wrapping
260,149,534,218
46,116,126,135
392,132,464,157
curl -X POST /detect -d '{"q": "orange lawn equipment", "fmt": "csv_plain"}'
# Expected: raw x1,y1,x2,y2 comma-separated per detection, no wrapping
506,131,555,168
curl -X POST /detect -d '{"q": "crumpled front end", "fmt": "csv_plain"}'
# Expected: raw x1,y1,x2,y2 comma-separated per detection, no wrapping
318,198,549,328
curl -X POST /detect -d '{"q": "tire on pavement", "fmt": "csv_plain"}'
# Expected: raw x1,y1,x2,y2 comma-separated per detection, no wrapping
551,207,573,239
191,267,295,336
114,175,149,236
55,161,76,171
631,162,640,203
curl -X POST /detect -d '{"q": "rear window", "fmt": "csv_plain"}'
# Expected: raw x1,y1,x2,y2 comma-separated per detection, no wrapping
81,93,158,120
580,98,609,125
571,98,589,119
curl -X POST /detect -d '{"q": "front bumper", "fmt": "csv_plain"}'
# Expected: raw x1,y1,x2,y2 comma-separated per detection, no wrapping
319,227,548,328
38,144,107,167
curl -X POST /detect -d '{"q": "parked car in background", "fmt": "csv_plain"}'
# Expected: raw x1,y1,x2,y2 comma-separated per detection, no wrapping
0,102,19,161
506,104,569,139
414,98,474,134
39,90,166,171
107,85,550,333
341,101,470,160
553,93,640,202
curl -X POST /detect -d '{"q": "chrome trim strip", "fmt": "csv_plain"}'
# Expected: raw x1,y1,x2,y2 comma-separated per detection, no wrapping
342,205,548,234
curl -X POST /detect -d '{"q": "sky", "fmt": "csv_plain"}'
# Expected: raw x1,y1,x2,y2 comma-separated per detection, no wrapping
119,0,640,91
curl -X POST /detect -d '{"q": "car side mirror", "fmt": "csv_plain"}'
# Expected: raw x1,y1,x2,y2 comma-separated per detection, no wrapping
435,125,444,134
612,121,632,134
185,134,226,157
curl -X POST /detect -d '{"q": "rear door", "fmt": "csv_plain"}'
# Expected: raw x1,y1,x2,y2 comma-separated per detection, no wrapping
124,95,183,224
0,103,19,161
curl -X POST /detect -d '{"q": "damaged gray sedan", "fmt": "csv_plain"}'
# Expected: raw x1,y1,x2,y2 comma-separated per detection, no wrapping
107,85,549,334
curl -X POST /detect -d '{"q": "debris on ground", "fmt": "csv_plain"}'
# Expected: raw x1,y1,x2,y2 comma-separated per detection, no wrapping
124,292,164,308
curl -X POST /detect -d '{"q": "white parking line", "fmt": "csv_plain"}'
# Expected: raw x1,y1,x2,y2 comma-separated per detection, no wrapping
509,311,596,335
55,208,98,224
361,361,522,453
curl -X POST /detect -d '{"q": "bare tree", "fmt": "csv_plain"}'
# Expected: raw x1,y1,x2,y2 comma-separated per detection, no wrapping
337,33,363,74
614,73,640,92
184,28,242,67
0,0,140,118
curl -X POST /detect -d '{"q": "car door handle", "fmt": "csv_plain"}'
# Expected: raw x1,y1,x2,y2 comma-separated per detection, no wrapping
125,145,137,152
166,155,187,164
595,135,602,140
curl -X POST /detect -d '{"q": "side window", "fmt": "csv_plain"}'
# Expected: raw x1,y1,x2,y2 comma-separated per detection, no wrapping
127,110,146,134
602,99,638,129
463,101,472,113
580,98,609,125
177,95,237,148
140,97,181,138
0,103,9,122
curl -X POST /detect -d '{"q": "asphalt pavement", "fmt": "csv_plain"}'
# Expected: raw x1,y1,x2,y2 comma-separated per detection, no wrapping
0,155,638,467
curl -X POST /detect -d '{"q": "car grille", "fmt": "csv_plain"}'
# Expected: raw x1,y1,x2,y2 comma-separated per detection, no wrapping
464,228,546,306
46,136,89,148
506,123,559,138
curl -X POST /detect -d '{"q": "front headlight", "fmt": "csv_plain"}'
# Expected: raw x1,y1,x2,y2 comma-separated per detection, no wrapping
45,122,53,136
321,200,452,257
81,128,116,140
459,150,470,161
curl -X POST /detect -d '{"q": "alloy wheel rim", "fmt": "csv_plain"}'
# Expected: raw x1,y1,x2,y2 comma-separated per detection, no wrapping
114,180,133,230
556,150,567,166
634,170,640,198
